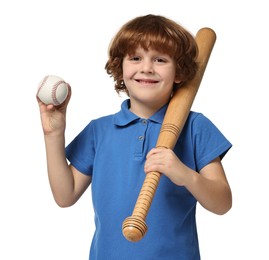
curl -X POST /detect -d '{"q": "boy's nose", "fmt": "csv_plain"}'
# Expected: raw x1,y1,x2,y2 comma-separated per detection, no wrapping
140,60,154,74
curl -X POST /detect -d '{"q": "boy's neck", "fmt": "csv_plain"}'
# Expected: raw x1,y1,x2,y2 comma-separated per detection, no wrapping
129,99,167,119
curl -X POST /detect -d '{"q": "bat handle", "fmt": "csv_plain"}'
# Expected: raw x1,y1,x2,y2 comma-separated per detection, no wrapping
122,171,161,242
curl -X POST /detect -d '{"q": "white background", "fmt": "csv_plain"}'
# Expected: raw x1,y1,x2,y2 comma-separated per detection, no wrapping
1,0,268,259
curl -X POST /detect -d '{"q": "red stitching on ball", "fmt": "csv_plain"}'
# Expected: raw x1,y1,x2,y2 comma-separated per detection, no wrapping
52,80,65,105
37,75,49,95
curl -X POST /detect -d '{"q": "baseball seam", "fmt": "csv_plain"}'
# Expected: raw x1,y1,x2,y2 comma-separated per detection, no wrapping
37,75,49,96
52,80,65,105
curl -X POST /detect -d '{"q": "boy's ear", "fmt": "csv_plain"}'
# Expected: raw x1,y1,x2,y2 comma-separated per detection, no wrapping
175,79,182,84
174,74,182,84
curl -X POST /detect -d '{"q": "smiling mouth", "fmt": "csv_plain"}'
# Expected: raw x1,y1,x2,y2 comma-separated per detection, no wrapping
136,79,159,84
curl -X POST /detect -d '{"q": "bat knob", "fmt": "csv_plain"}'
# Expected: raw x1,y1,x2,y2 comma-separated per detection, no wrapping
122,216,148,242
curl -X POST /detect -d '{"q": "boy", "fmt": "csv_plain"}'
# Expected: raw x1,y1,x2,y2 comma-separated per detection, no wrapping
37,14,232,260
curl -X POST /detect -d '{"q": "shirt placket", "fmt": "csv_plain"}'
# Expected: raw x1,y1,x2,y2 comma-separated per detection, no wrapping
134,119,148,160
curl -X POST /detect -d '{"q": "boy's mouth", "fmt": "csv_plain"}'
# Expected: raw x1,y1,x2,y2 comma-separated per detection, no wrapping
136,79,159,84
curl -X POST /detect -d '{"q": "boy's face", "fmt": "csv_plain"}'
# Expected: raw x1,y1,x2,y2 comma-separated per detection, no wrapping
122,47,181,114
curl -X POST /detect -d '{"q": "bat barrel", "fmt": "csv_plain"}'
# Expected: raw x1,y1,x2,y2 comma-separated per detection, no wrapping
122,28,216,242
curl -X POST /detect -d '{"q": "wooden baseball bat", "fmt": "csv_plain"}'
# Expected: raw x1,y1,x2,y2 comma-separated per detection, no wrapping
122,27,217,242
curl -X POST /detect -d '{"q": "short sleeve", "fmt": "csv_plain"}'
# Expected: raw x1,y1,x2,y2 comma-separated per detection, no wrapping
192,114,232,171
65,121,96,176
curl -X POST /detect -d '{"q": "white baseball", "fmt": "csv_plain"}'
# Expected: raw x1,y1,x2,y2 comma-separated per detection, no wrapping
37,75,69,106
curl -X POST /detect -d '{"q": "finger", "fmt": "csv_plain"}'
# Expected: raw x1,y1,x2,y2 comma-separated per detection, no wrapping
65,83,72,103
144,160,164,174
146,147,166,159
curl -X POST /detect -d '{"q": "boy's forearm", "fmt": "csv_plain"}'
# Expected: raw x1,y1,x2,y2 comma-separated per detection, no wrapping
185,170,232,215
44,134,75,207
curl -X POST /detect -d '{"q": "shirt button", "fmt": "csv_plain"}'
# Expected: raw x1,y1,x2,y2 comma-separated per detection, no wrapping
138,136,144,140
142,119,147,125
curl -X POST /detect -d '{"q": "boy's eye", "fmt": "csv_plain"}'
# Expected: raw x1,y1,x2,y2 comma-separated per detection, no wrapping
129,56,140,61
154,57,166,63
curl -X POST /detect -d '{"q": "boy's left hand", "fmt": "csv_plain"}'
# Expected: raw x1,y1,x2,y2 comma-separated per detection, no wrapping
144,147,189,186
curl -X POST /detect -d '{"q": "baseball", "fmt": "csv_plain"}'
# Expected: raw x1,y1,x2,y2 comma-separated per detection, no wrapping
37,75,69,106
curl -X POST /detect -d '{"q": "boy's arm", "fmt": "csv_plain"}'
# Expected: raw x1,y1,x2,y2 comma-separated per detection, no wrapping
44,134,91,207
144,148,232,215
37,85,91,207
185,157,232,215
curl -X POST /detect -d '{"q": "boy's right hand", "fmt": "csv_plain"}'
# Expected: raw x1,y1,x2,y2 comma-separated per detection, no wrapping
37,84,72,136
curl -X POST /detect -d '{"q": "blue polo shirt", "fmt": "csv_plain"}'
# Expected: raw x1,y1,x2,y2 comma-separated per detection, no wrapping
65,99,232,260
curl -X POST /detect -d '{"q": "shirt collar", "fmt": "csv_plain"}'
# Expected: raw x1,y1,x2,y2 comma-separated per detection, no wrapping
113,99,168,126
